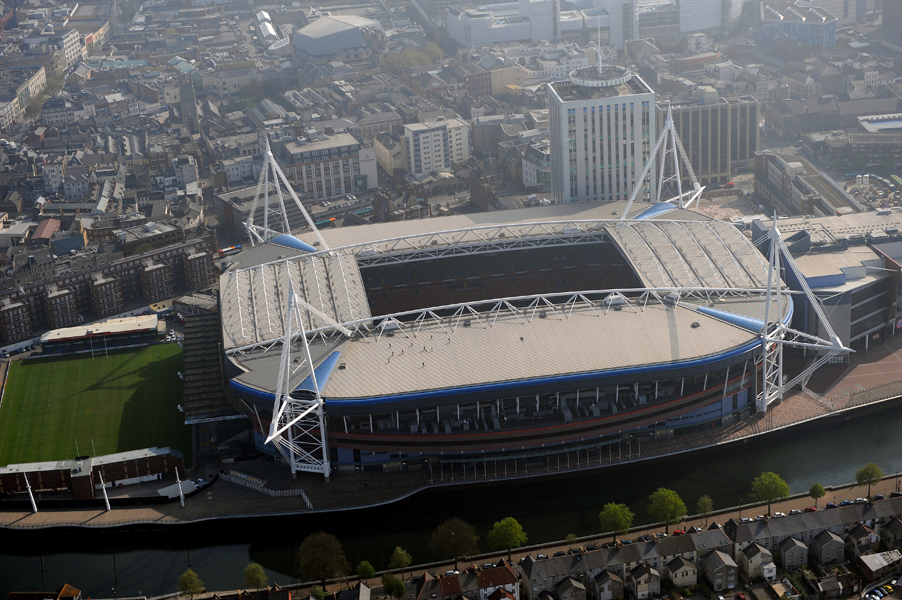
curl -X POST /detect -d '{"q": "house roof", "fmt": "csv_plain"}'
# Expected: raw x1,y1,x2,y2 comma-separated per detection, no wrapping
630,563,659,579
813,530,843,547
667,556,695,572
741,543,771,560
477,564,518,588
778,537,807,552
703,550,737,569
554,577,586,592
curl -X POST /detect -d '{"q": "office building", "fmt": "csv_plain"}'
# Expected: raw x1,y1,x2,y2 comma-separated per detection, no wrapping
658,94,759,187
548,65,655,204
277,132,378,200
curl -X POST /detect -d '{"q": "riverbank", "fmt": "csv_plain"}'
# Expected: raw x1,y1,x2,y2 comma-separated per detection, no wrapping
3,336,902,529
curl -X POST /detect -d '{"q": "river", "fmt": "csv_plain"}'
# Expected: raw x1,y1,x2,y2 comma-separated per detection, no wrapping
2,404,902,598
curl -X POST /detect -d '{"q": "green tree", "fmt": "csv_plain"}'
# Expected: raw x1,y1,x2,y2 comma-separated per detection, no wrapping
831,156,844,170
598,502,634,542
177,568,204,600
648,488,687,533
382,573,406,600
487,516,528,560
696,495,714,526
809,483,826,508
566,533,578,548
356,560,376,584
852,154,868,170
244,563,268,589
388,546,412,579
429,517,480,570
882,153,895,169
751,472,790,515
423,42,444,62
296,531,350,586
856,463,884,497
310,586,326,600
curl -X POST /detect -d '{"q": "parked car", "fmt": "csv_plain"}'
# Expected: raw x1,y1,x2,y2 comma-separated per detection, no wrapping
873,494,885,500
789,509,801,515
854,497,867,504
482,563,495,569
826,502,838,508
755,515,766,520
553,551,566,557
840,500,854,506
804,506,817,512
536,554,548,559
772,512,786,518
891,491,902,498
585,545,598,551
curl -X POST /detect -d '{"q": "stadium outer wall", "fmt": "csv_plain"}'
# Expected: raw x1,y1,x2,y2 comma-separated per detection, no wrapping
225,341,773,474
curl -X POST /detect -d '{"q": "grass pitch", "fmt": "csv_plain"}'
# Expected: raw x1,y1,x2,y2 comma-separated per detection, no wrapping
0,344,190,466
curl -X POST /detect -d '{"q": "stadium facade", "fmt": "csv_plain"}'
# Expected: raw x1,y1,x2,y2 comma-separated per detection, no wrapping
219,202,796,475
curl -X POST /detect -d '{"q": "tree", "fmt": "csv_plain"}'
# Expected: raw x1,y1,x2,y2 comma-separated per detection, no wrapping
856,463,884,497
809,483,826,508
751,472,790,515
696,495,714,526
356,560,376,584
566,533,578,548
831,157,844,170
310,586,326,600
244,563,268,589
852,154,868,170
882,153,896,169
429,517,480,570
598,503,634,542
382,573,406,600
647,488,687,533
296,531,350,586
487,517,528,560
177,568,204,600
388,546,412,579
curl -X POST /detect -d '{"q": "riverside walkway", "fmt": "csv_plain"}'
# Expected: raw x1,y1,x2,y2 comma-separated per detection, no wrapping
2,336,902,528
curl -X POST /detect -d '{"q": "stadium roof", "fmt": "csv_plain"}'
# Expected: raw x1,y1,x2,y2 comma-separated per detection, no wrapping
220,201,790,402
229,294,789,404
220,203,777,353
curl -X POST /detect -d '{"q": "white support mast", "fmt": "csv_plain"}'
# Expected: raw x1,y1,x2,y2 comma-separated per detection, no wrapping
622,104,704,219
755,215,850,413
24,473,37,513
265,277,331,479
99,471,111,511
244,138,331,251
175,468,185,508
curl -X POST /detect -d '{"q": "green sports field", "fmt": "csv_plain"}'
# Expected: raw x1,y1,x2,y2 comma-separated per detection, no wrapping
0,344,191,467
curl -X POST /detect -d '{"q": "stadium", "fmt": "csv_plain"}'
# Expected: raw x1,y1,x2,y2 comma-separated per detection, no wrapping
219,198,803,478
